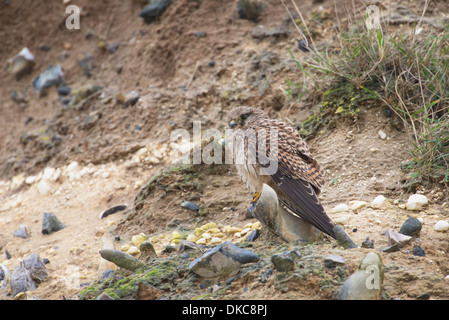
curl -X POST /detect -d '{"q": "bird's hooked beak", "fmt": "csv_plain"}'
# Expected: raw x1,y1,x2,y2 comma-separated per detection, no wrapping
229,120,238,129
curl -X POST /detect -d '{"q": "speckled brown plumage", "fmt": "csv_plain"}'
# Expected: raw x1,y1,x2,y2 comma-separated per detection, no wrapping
226,106,336,239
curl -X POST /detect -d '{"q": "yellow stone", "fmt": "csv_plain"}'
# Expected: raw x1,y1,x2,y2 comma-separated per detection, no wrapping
171,231,182,240
120,244,131,251
132,233,147,247
251,221,262,230
227,227,242,235
202,232,212,240
196,238,207,245
210,237,222,244
127,246,140,255
186,234,197,242
201,222,217,230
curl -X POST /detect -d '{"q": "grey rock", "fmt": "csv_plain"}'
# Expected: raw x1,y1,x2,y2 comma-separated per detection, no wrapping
189,241,259,278
32,64,64,96
77,53,93,77
42,212,66,234
361,237,375,248
337,252,384,300
245,229,260,242
334,225,358,249
96,292,115,300
139,240,158,259
6,47,35,79
14,224,29,239
323,254,345,268
412,245,425,257
237,0,266,22
271,253,294,272
99,204,128,219
11,265,36,297
399,216,422,236
57,86,71,96
180,201,199,211
385,229,412,247
22,253,47,283
139,0,172,24
381,243,400,253
99,249,146,272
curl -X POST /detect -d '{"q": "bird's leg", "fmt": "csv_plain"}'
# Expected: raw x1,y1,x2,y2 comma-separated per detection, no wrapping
250,191,261,205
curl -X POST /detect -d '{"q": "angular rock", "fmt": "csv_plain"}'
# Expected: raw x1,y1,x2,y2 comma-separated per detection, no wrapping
406,194,428,211
237,0,266,22
271,253,295,272
323,254,345,268
6,47,35,79
139,0,172,23
99,249,146,272
412,246,425,257
32,64,64,96
22,253,47,283
0,263,11,290
14,224,29,239
11,264,36,297
337,252,384,300
188,241,259,278
42,212,66,234
399,216,422,236
385,229,412,247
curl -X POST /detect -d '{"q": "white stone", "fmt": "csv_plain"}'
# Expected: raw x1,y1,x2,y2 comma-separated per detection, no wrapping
66,161,79,173
42,167,56,180
25,176,38,185
37,179,51,195
349,200,367,211
406,194,428,210
378,130,387,139
434,220,449,232
334,216,350,225
371,195,388,208
331,204,349,214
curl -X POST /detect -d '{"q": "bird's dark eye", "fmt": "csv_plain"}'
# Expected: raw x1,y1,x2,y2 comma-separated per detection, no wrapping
240,114,248,120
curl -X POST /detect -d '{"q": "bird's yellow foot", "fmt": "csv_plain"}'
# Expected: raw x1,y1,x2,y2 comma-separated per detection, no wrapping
250,191,261,205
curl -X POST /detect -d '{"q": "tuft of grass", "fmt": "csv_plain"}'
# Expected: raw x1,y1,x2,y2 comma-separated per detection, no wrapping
283,0,449,187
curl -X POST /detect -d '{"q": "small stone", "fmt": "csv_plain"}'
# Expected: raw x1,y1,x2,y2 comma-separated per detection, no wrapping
381,243,400,253
331,203,349,214
13,225,29,239
236,0,266,22
361,237,375,248
186,234,197,242
180,201,199,211
6,47,35,79
196,238,207,245
349,200,368,211
139,0,172,23
99,249,146,272
399,216,422,236
406,194,429,211
434,220,449,232
385,229,412,247
139,240,157,258
210,237,222,244
188,241,259,278
57,86,71,96
412,246,425,257
245,229,260,242
334,216,349,225
323,255,345,268
171,231,182,241
271,253,294,272
37,179,51,195
132,233,147,247
42,212,66,234
32,64,64,96
378,130,387,139
127,246,140,256
226,226,242,235
371,195,389,208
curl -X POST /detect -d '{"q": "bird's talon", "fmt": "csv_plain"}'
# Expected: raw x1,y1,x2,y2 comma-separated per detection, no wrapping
250,191,261,205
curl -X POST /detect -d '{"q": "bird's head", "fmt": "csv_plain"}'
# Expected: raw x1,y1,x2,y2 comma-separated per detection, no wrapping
226,106,267,130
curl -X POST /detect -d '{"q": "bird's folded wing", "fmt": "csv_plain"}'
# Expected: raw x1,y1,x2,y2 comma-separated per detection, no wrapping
270,170,336,239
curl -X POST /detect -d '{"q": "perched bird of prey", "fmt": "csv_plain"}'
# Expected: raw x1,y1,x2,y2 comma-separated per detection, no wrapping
226,106,336,239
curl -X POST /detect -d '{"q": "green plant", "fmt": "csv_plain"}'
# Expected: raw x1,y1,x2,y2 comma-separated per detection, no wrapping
283,0,449,187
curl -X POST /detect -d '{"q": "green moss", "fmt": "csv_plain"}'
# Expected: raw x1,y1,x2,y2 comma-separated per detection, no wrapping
78,286,101,300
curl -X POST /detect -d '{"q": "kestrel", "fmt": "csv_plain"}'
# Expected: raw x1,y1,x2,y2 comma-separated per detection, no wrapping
226,106,336,239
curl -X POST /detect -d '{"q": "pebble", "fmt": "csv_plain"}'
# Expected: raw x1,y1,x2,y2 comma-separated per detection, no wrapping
13,224,29,239
99,249,146,272
349,200,367,211
139,0,172,23
331,203,349,214
41,212,66,234
337,252,383,300
180,201,199,211
434,220,449,232
245,229,260,242
399,216,422,236
6,47,35,79
271,253,294,272
188,241,259,278
406,194,428,211
57,86,71,96
412,246,425,257
139,240,157,258
371,195,389,208
323,255,345,268
334,216,349,225
236,0,265,22
132,233,147,247
378,130,387,139
386,229,412,247
32,64,64,96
